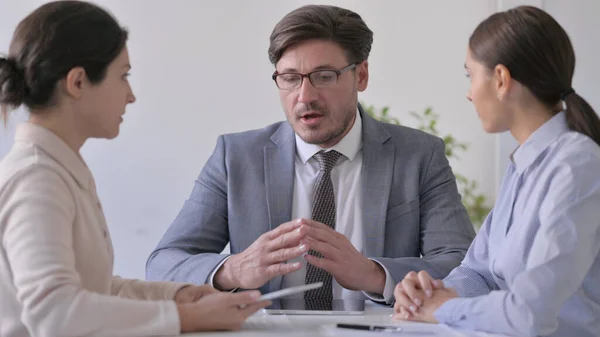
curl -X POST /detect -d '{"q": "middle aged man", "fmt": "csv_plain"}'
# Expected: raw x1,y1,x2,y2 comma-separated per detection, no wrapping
146,4,475,308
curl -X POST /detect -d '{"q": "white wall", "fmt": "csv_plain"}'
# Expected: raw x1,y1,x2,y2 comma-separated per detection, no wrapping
1,0,596,280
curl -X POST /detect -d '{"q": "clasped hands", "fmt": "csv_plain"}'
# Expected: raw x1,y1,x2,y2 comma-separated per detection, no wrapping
392,270,458,323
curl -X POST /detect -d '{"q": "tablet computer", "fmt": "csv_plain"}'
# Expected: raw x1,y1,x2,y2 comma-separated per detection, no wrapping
263,299,365,315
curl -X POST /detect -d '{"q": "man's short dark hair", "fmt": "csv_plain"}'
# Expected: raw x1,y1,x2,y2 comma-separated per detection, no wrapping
268,5,374,65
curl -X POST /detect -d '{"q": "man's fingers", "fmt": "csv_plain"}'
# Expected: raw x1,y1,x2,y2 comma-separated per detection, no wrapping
265,261,302,278
265,245,308,264
264,219,303,241
304,236,339,258
301,218,334,229
304,254,334,273
266,224,308,251
304,223,338,242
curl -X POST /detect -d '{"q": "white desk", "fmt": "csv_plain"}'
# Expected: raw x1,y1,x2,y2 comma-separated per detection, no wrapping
180,302,509,337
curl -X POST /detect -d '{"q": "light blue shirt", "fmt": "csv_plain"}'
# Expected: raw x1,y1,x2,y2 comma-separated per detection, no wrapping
434,112,600,337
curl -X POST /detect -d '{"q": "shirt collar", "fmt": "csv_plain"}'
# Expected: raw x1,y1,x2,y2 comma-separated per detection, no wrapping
14,122,94,191
511,111,570,173
295,109,363,164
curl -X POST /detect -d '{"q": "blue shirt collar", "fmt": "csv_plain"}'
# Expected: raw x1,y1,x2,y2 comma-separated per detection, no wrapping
511,112,570,173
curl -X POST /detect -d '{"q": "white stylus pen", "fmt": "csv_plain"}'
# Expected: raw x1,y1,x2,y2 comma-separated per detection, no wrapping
258,282,323,301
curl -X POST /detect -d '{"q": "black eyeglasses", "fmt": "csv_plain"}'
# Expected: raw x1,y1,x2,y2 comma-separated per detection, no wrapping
272,63,357,90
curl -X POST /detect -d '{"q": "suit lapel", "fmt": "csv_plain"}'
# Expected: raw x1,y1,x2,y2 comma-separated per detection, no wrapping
264,122,295,292
360,107,394,258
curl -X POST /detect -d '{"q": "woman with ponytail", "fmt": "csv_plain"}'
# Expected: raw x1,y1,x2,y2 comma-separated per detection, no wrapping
393,6,600,337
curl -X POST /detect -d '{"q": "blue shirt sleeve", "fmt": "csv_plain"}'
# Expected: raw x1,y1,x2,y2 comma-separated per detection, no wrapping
434,155,600,337
441,209,499,298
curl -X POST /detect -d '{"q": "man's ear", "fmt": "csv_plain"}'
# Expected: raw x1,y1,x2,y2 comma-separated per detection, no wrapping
356,60,369,92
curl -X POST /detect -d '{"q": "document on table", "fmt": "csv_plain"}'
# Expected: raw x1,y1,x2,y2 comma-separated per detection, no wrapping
320,322,466,337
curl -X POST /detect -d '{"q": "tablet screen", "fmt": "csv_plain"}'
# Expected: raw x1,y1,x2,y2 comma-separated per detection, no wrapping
264,299,365,315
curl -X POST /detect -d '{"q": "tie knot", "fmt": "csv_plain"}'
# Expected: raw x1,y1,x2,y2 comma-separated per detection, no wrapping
313,150,341,172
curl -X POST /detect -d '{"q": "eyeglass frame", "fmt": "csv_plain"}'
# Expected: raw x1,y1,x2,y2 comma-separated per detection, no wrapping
271,63,357,90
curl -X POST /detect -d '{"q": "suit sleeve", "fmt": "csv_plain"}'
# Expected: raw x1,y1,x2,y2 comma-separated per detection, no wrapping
146,135,232,285
372,138,476,301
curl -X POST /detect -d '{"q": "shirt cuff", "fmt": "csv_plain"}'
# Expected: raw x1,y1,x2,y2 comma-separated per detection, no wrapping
434,297,467,324
163,300,182,336
208,256,238,292
362,259,395,304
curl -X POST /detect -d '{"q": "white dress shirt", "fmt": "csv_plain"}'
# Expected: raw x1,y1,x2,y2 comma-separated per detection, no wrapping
0,123,185,337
